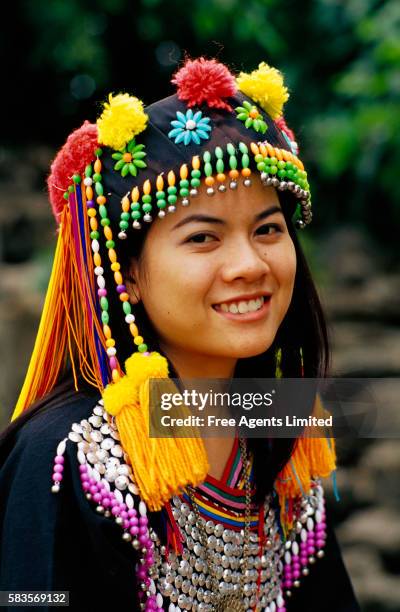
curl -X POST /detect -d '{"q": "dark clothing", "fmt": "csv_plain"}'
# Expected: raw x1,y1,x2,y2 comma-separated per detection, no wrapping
0,393,360,611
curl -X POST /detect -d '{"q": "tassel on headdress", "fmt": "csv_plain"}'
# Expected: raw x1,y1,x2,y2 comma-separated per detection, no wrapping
102,351,209,512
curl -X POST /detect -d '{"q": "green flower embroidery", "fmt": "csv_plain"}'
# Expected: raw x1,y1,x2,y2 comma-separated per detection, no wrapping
235,100,268,134
112,138,147,177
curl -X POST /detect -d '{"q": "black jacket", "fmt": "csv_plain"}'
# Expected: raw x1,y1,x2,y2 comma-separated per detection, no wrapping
0,392,361,612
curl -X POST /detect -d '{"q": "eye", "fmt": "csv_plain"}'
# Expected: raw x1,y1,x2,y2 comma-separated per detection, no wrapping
185,232,216,244
256,223,283,236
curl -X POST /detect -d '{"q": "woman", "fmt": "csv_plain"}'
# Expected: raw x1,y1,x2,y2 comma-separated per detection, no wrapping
0,57,360,611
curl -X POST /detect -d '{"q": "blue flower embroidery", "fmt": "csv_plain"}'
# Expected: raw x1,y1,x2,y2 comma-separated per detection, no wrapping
168,109,212,145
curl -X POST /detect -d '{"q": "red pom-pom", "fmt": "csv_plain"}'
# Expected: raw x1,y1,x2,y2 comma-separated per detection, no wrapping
47,121,99,223
275,116,296,146
172,57,237,111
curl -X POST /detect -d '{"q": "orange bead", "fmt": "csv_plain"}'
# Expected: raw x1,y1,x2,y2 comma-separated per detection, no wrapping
123,152,132,162
192,156,200,170
168,170,176,186
143,179,151,195
103,324,112,339
180,164,188,180
108,249,117,263
249,109,259,119
119,292,129,301
96,195,106,205
121,194,130,212
90,217,98,230
282,149,290,161
250,142,260,155
93,253,101,266
114,271,123,285
104,226,113,240
275,148,283,161
216,173,226,182
259,144,268,157
94,159,102,173
131,186,140,202
86,186,94,201
205,176,215,186
241,168,251,177
129,323,139,337
112,369,120,383
266,143,275,157
156,174,164,191
229,169,239,179
110,262,120,271
87,208,97,218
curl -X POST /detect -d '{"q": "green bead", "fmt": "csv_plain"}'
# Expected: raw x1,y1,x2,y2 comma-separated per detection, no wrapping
238,142,248,154
277,169,287,179
191,169,201,178
179,179,189,188
142,194,152,203
73,174,81,184
63,192,69,200
100,296,109,311
168,194,177,204
121,212,130,221
229,156,237,170
269,165,278,174
95,182,104,196
101,311,109,324
99,205,107,218
131,202,140,211
204,162,212,177
269,157,277,165
68,185,75,193
255,154,264,163
131,211,141,220
227,143,236,155
157,200,167,209
167,186,177,194
242,153,250,168
278,161,286,169
106,240,115,248
93,173,102,182
287,170,295,179
142,203,152,212
257,162,266,172
90,230,100,239
94,148,103,157
138,343,148,353
216,159,224,173
156,191,166,199
180,188,189,197
264,157,272,166
203,151,211,163
119,220,129,230
215,146,223,158
191,178,200,187
85,165,93,177
123,301,132,315
100,218,110,226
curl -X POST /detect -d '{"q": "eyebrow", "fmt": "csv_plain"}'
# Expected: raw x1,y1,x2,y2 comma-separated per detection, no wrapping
171,205,284,231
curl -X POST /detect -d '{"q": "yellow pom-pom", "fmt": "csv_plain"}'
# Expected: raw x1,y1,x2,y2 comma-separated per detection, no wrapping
102,375,133,417
236,62,289,120
97,93,148,151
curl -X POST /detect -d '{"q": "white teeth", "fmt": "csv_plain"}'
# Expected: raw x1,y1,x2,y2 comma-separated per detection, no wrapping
217,296,265,314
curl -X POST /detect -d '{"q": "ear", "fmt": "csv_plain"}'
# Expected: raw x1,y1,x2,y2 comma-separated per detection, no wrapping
124,259,141,305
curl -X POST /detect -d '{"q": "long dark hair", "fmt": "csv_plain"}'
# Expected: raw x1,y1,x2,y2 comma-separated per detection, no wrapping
0,186,330,506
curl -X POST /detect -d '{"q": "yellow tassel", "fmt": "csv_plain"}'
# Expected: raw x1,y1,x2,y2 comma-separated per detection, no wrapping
236,62,289,120
97,93,148,151
102,351,209,511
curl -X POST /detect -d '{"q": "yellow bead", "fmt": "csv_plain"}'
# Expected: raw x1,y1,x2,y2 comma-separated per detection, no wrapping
134,336,144,345
108,249,117,263
87,208,97,218
94,159,102,173
129,323,138,337
93,253,101,266
103,324,112,338
168,170,176,186
122,195,130,212
106,338,115,347
180,164,188,180
111,262,120,271
114,271,123,285
104,226,113,240
86,186,94,200
143,179,151,195
112,369,120,383
156,174,164,191
90,217,98,230
131,186,140,202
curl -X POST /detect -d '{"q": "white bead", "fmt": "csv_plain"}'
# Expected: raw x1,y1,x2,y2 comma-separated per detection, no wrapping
315,509,322,523
107,347,117,356
156,593,163,608
77,450,86,465
186,119,196,130
83,177,93,186
307,517,314,531
168,604,176,612
270,602,276,612
114,489,123,504
139,500,147,516
301,528,307,542
125,314,135,324
277,594,284,607
149,579,156,594
97,276,105,289
94,266,104,275
292,541,299,555
126,493,134,509
284,551,291,564
56,438,67,456
91,239,100,253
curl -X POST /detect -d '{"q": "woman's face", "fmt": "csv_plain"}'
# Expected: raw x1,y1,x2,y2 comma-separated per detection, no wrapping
128,179,297,377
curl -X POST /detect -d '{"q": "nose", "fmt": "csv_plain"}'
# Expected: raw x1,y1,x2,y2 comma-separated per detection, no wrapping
220,237,271,284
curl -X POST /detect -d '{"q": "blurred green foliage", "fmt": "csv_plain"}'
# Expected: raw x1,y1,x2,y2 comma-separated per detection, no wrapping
2,0,399,251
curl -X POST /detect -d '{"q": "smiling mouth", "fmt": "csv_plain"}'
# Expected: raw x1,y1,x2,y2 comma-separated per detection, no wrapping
213,295,270,315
